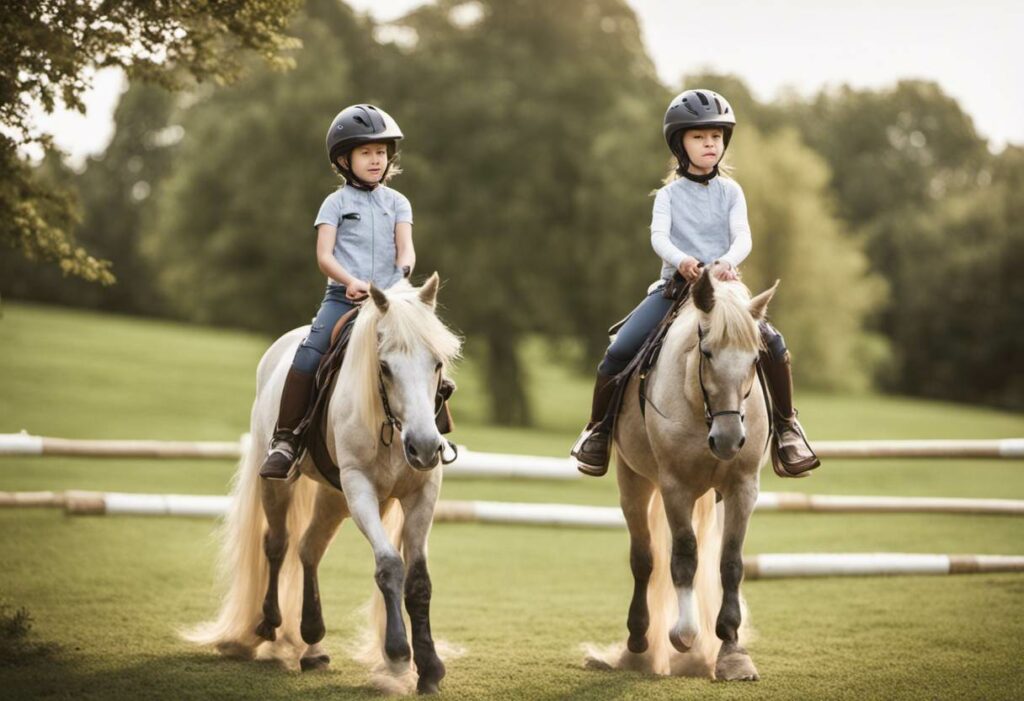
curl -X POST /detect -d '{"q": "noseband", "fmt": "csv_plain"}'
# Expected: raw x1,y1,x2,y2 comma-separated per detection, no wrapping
696,324,753,428
377,370,458,465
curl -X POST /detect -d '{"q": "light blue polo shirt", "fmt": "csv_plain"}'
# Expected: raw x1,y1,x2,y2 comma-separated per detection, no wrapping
314,184,413,289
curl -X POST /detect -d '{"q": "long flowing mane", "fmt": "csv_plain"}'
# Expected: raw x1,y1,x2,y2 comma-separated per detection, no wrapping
335,280,463,435
700,279,763,353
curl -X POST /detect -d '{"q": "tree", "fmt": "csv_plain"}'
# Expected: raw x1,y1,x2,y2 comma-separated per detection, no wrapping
1,0,302,283
146,0,381,332
389,0,667,424
1,83,177,312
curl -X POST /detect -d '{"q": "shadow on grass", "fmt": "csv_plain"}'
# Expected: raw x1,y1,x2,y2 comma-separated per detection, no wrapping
0,645,399,701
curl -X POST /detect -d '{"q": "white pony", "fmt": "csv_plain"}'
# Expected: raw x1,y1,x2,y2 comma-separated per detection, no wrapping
587,265,777,681
186,274,461,695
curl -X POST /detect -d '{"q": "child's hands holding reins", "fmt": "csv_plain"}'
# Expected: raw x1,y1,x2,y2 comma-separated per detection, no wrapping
678,256,703,283
714,261,739,282
345,279,370,301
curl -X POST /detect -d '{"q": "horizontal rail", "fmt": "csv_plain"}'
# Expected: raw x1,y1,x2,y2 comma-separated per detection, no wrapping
4,490,1021,519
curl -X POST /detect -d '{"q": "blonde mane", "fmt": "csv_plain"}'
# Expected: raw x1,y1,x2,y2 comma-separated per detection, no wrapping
701,278,763,353
334,280,463,436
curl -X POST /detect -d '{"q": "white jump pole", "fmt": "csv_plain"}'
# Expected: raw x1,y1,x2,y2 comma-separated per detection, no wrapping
2,433,1024,469
35,491,1024,520
744,553,1024,579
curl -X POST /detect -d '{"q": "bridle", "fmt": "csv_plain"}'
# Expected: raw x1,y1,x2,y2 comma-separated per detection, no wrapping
696,324,755,428
377,369,458,465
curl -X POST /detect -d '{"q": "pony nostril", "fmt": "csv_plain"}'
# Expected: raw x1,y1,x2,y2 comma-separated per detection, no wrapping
406,441,418,458
739,436,746,448
708,436,716,450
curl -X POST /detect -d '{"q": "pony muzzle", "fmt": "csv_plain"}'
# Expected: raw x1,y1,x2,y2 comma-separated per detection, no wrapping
403,431,442,471
708,414,746,461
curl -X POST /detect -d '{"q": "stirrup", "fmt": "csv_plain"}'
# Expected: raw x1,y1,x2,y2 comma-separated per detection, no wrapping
260,439,298,480
571,425,611,477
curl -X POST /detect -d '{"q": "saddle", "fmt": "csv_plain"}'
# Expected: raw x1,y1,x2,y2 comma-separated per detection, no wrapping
597,273,773,445
294,308,456,491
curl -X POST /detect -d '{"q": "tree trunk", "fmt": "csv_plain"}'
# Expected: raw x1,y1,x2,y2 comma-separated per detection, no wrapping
485,331,532,426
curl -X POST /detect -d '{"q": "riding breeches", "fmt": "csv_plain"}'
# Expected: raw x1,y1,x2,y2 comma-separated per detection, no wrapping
597,285,789,375
292,285,358,374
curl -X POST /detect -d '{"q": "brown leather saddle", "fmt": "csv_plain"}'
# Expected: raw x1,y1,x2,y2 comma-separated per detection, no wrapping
294,308,456,491
597,274,773,446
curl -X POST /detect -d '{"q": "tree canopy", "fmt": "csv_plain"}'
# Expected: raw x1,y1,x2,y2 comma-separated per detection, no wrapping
1,0,302,283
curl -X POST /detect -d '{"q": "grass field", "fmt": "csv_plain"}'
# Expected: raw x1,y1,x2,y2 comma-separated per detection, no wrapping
1,301,1023,700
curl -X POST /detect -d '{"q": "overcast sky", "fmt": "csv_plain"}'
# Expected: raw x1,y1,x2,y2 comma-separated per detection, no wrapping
37,0,1023,165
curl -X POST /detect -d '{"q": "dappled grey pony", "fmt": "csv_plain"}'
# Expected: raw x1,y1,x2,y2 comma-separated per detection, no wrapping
586,265,777,681
185,275,461,694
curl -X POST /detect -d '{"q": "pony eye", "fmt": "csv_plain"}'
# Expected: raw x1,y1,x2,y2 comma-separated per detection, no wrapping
380,361,392,377
701,348,713,360
434,362,443,372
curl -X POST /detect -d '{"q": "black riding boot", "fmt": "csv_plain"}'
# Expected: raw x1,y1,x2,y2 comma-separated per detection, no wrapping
759,348,820,477
571,372,618,477
260,367,316,480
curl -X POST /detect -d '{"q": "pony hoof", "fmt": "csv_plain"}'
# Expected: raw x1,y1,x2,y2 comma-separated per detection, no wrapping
627,635,648,654
715,648,760,682
300,654,331,672
668,629,695,653
254,620,277,642
417,678,441,695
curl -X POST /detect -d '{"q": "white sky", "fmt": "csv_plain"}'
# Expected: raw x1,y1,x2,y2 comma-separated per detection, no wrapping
36,0,1024,166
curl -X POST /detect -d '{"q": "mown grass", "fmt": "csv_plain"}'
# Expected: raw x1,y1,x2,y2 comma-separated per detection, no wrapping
1,301,1023,699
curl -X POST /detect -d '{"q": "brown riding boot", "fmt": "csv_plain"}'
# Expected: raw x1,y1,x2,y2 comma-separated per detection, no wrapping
759,349,820,477
260,367,316,480
571,372,618,477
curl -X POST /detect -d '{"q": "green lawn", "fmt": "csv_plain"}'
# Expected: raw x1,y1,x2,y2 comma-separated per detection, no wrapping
1,301,1023,699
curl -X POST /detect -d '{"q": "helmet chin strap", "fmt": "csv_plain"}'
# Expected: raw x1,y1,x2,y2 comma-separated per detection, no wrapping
679,163,719,184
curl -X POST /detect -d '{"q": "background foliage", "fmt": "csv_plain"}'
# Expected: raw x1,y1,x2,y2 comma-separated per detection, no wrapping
3,0,1021,419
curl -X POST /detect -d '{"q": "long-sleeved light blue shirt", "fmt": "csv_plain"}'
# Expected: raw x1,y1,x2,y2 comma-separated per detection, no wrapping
650,176,752,280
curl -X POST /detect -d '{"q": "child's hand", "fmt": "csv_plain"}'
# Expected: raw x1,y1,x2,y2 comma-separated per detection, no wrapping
346,279,370,301
714,261,738,282
678,256,702,283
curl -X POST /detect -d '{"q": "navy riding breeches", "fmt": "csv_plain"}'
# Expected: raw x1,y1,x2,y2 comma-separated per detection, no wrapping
292,285,358,374
597,285,789,376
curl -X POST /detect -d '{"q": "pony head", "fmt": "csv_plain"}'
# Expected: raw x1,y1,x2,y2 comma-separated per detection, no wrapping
339,273,462,470
691,263,778,461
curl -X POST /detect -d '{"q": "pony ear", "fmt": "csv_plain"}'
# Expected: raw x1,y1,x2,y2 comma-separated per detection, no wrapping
692,267,715,313
418,272,440,309
369,284,389,313
749,280,780,320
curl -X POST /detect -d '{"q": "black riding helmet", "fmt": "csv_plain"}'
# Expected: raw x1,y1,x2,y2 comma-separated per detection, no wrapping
325,104,404,185
663,89,736,168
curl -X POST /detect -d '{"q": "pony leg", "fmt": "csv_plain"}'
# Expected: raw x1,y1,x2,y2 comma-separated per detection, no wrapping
255,479,294,641
617,460,657,653
400,483,446,695
341,470,411,664
297,485,348,668
660,483,701,653
715,483,759,682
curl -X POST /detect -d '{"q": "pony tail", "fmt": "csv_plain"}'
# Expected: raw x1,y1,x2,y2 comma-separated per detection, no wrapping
181,419,269,656
183,400,318,669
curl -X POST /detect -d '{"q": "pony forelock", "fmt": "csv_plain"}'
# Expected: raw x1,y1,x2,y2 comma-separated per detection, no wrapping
336,280,462,436
701,278,763,353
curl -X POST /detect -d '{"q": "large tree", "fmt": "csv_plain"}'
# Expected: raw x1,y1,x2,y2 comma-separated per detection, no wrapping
389,0,667,424
146,0,381,331
1,0,302,284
